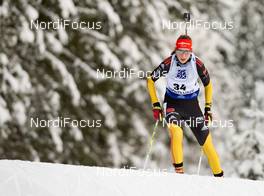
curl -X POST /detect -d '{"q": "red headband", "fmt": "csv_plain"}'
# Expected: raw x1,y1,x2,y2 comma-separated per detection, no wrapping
176,38,192,51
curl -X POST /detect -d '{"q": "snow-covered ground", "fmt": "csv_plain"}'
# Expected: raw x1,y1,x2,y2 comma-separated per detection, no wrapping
0,160,263,196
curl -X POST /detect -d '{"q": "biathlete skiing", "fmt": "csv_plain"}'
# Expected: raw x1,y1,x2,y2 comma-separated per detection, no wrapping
146,34,224,177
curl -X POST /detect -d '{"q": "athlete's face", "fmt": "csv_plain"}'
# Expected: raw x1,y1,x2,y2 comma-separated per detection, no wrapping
176,50,191,64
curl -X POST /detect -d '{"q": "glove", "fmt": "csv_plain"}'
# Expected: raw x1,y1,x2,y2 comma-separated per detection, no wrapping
152,102,163,121
204,107,212,126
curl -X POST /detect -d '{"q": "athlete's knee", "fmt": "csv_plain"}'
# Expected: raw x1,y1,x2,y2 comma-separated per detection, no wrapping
202,133,214,149
189,116,210,145
168,123,183,137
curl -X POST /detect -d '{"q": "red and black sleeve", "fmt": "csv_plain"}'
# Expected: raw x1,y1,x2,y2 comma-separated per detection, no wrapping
196,57,210,86
150,56,172,82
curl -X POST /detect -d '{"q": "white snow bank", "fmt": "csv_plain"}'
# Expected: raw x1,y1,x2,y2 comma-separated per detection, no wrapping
0,160,264,196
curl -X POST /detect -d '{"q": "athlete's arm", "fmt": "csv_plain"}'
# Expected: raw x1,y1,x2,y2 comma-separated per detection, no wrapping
204,81,212,108
195,57,212,107
147,56,171,105
146,65,164,105
147,77,159,104
147,56,171,121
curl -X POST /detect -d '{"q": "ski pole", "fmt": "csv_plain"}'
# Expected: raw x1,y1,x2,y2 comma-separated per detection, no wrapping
197,148,203,175
143,120,159,170
183,12,191,35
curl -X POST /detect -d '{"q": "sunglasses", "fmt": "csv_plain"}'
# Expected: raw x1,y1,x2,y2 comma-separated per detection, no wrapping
176,50,191,55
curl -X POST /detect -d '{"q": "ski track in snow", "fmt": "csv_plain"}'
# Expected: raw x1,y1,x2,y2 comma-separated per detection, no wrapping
0,160,264,196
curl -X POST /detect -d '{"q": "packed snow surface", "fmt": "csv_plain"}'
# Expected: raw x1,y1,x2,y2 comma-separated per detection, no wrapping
0,160,264,196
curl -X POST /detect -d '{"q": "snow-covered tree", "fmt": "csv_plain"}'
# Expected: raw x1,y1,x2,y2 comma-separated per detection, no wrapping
229,0,264,180
0,0,189,167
